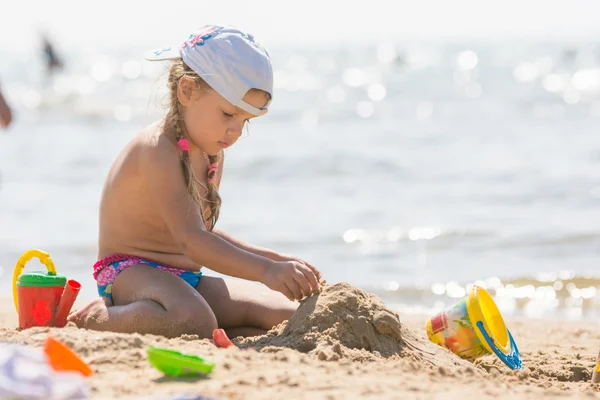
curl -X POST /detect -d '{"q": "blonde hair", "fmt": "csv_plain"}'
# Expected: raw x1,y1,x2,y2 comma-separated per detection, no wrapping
165,59,270,231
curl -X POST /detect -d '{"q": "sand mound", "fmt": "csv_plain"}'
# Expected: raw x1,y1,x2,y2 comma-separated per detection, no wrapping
239,283,477,370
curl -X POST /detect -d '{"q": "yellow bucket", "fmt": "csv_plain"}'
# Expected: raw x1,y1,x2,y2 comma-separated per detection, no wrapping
426,285,522,370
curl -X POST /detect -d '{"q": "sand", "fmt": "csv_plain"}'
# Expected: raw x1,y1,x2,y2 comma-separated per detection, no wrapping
1,282,599,400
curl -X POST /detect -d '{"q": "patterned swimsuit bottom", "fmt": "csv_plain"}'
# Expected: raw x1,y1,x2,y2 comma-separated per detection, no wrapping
93,254,203,302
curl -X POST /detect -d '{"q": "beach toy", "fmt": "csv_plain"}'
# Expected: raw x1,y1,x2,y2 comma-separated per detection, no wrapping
426,285,522,370
12,249,82,329
54,279,82,327
147,347,215,377
44,336,93,377
0,343,89,399
212,328,234,348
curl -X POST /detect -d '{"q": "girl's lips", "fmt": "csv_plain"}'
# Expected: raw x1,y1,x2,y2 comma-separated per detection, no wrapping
218,141,230,148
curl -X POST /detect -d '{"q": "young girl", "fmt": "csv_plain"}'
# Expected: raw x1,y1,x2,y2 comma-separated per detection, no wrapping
69,25,322,339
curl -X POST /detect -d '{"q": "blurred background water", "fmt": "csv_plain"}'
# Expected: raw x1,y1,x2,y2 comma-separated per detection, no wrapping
1,1,600,321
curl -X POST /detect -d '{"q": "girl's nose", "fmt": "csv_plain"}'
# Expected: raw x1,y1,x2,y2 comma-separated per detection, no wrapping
227,121,244,137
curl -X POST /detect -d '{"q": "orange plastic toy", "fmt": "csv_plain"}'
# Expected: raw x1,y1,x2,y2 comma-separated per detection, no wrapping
213,328,234,348
44,336,93,377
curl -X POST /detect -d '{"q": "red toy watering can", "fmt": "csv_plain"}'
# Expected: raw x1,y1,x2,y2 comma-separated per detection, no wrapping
12,249,81,329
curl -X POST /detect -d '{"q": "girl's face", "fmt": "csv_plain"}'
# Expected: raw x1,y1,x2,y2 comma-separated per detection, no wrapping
178,78,270,156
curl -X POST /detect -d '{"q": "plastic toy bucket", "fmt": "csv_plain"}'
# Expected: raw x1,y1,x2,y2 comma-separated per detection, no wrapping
13,250,66,329
426,285,522,370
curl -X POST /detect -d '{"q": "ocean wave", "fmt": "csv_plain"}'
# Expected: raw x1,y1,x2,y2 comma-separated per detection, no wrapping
371,274,600,320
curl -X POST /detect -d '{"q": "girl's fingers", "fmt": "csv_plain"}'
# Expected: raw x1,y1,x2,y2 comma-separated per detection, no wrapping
302,261,323,283
284,280,302,301
296,264,319,292
292,269,311,297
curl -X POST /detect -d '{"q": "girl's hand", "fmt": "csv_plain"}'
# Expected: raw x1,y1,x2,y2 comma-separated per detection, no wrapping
274,254,324,285
261,260,320,301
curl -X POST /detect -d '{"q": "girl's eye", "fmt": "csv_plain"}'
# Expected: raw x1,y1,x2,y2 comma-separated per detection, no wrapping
223,111,234,118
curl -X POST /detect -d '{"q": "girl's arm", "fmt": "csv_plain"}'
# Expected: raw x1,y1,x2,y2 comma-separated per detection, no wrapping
139,132,318,299
212,229,281,261
213,229,323,282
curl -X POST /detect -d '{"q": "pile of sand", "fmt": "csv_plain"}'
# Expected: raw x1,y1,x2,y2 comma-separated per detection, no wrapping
239,283,477,371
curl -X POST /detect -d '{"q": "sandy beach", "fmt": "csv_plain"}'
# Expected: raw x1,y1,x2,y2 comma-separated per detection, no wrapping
1,283,599,400
2,2,600,399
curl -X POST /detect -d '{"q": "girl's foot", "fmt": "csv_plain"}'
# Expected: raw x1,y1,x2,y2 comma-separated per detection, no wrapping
67,297,111,329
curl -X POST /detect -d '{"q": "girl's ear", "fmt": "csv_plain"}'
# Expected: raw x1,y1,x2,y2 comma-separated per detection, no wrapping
177,77,197,107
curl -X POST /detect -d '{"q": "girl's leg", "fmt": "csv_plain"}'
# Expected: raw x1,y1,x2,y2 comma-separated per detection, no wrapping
69,265,217,338
195,276,297,338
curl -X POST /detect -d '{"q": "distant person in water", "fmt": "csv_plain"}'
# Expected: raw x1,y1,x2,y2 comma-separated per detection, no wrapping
0,85,12,129
42,35,63,76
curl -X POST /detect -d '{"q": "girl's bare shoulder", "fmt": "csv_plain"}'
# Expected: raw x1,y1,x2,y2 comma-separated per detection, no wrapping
134,119,179,161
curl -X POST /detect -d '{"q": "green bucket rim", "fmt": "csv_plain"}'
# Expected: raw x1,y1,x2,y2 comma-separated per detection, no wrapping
17,271,67,287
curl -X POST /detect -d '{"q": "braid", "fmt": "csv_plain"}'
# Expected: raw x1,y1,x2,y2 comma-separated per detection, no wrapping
205,153,221,226
167,61,222,230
